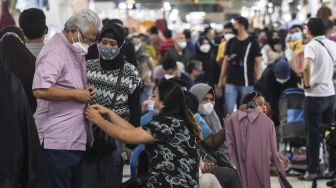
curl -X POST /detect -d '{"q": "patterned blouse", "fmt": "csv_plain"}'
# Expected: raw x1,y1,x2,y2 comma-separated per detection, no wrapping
87,59,141,145
143,115,200,188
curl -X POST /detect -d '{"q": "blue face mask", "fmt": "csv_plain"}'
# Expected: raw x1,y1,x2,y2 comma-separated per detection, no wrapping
98,42,124,61
291,32,302,41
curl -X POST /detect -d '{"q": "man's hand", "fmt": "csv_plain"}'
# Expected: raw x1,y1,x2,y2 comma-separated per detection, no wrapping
75,89,91,103
215,85,223,97
86,85,97,99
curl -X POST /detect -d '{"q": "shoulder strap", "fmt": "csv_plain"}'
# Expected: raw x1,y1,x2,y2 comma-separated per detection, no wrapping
315,39,335,64
243,41,252,87
110,63,125,107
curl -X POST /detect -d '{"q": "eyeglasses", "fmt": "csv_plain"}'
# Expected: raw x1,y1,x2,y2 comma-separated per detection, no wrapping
78,29,99,45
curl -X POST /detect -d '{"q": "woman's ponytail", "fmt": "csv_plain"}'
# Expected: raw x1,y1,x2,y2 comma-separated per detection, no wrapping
182,106,203,142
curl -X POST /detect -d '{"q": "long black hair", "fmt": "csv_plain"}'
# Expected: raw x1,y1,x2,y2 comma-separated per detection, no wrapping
158,80,202,141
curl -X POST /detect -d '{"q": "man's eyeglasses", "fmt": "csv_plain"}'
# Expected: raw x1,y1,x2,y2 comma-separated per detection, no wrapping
78,29,99,45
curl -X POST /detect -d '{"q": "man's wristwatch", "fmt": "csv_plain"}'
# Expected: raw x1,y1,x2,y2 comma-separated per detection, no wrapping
304,84,311,89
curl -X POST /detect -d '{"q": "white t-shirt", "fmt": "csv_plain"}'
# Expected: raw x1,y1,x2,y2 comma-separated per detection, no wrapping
304,36,336,97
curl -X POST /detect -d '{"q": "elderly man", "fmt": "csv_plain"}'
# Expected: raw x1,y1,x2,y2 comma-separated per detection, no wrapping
32,9,101,188
163,32,193,66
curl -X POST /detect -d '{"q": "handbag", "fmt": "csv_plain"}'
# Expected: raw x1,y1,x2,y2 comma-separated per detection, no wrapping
87,64,125,158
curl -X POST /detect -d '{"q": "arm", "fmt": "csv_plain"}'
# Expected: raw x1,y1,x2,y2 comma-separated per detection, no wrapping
217,56,229,86
33,86,91,102
254,56,262,80
270,122,292,188
303,58,312,87
204,128,226,150
86,106,156,144
128,87,141,127
91,104,136,130
97,119,154,144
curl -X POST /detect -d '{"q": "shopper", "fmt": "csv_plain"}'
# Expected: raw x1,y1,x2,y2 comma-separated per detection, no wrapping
218,16,262,113
301,17,336,180
32,9,101,188
19,8,48,58
82,23,141,188
0,26,36,112
85,80,202,187
0,48,42,188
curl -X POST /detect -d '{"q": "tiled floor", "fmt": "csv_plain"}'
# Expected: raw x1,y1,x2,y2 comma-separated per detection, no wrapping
123,165,330,187
271,176,328,188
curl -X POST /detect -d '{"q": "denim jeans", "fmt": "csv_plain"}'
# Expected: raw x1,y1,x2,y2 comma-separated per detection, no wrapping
41,149,82,188
80,141,124,188
304,95,336,174
224,84,254,113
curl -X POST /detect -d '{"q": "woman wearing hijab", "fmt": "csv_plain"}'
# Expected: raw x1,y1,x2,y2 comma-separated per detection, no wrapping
190,83,242,188
82,23,141,188
0,26,37,112
0,45,42,188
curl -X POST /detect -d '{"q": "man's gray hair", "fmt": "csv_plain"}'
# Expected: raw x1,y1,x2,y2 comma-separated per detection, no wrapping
64,9,101,34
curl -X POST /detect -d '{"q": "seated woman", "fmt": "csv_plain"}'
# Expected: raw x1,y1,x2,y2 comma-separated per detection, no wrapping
226,91,292,188
85,80,202,187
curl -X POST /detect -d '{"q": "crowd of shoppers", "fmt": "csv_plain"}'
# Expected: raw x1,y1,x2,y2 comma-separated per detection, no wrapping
2,4,336,188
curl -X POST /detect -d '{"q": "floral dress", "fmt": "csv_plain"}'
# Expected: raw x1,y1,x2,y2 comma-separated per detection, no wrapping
143,115,200,188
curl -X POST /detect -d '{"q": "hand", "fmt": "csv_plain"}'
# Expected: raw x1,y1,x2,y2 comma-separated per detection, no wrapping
91,104,111,115
85,106,104,125
239,104,247,112
279,154,290,168
75,89,91,103
86,85,97,99
215,84,223,97
298,78,313,91
202,162,216,173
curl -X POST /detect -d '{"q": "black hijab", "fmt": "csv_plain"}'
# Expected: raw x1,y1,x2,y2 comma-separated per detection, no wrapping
0,44,23,180
0,44,42,187
0,26,37,112
0,25,25,43
99,23,126,70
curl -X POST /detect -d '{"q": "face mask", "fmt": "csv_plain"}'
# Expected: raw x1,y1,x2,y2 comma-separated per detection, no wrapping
258,36,267,45
291,32,302,41
134,43,142,52
200,44,211,53
72,31,89,55
276,77,290,84
147,99,161,114
98,42,124,61
164,74,175,80
199,102,214,115
224,33,235,41
329,34,336,42
177,41,187,49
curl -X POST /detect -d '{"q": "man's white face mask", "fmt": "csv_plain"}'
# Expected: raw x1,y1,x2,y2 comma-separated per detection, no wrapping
72,30,89,55
276,77,290,84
